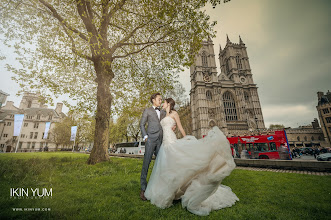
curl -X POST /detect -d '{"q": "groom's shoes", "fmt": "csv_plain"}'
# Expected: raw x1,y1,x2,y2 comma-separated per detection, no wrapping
140,190,147,201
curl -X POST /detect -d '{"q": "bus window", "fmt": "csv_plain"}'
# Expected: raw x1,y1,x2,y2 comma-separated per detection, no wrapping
246,143,254,151
269,142,277,151
254,143,268,151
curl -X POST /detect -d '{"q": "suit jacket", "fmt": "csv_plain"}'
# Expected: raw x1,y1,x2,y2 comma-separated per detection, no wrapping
140,107,166,139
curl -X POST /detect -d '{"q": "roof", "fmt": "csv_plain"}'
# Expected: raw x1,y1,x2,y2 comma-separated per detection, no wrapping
0,90,10,96
0,108,61,120
24,108,60,117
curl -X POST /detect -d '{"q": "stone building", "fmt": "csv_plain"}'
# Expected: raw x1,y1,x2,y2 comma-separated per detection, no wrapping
284,119,327,149
190,36,265,138
316,90,331,146
0,92,66,152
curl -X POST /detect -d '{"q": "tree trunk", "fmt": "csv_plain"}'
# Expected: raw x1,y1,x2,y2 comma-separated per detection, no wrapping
87,65,112,165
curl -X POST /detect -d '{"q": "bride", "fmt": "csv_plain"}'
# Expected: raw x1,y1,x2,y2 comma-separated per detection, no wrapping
144,98,239,216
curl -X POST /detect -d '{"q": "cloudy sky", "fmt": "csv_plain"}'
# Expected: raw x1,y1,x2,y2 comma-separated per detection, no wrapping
179,0,331,128
1,0,331,128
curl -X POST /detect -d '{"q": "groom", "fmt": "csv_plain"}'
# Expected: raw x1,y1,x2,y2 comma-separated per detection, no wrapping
139,92,166,201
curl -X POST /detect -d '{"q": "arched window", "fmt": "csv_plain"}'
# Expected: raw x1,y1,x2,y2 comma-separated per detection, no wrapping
235,54,242,69
223,91,238,121
206,90,212,100
226,59,230,74
304,136,307,141
297,136,300,141
311,136,314,141
27,101,32,108
201,51,208,67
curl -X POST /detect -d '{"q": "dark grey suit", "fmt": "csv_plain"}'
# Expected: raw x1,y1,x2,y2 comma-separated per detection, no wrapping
140,107,166,191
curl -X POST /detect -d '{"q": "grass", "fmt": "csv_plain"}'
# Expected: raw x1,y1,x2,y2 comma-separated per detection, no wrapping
0,152,330,220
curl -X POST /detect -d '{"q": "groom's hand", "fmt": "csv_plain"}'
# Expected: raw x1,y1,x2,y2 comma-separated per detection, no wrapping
172,125,176,131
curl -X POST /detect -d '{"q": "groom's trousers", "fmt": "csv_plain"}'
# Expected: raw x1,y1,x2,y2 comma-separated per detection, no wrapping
140,134,162,191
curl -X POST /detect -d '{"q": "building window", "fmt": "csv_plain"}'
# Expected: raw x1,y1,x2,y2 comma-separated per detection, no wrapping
226,59,230,74
49,115,53,120
18,142,22,149
318,136,322,141
30,132,33,139
304,136,307,141
201,51,208,67
27,142,31,149
28,101,32,108
31,142,35,149
326,117,331,124
206,90,212,100
26,116,33,119
34,132,38,139
235,55,242,70
7,122,11,126
39,142,43,149
223,91,238,121
21,134,25,138
24,123,28,127
10,115,14,118
322,108,330,114
297,136,300,141
37,115,41,120
311,136,314,141
34,123,39,129
244,91,250,102
3,134,8,138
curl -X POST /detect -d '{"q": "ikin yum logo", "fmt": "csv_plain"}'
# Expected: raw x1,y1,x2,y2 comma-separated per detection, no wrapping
10,188,52,199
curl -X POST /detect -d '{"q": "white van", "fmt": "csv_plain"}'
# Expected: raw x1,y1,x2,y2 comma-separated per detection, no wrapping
115,141,146,155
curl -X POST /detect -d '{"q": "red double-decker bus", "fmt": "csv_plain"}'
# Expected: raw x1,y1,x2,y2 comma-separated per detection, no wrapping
226,130,292,160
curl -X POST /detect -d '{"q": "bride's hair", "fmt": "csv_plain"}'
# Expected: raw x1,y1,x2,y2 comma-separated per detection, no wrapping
165,98,175,113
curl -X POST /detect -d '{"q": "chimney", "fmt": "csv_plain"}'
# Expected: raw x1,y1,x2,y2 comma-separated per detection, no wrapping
55,103,63,114
311,118,320,129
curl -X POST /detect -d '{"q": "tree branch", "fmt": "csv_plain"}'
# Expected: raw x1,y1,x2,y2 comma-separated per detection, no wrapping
110,18,153,54
38,0,88,42
112,38,175,59
61,24,93,61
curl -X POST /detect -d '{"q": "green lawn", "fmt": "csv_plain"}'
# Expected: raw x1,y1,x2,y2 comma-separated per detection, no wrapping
0,152,330,220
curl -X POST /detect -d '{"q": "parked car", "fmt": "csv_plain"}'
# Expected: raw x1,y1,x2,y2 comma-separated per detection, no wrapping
299,147,314,155
316,153,331,161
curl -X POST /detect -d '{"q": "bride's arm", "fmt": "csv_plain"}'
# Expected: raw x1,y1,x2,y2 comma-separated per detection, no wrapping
173,111,186,137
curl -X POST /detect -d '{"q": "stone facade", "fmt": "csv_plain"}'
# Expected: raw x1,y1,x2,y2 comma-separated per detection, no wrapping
190,36,265,138
316,90,331,146
0,92,66,152
284,119,327,149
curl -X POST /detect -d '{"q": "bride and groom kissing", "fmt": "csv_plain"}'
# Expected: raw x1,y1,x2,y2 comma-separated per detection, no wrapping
139,92,239,216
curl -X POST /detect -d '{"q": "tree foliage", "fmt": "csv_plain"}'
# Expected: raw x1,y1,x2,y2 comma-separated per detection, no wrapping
269,124,285,130
0,0,229,164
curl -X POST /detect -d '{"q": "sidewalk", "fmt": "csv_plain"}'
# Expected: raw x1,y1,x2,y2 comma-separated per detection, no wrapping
235,166,331,176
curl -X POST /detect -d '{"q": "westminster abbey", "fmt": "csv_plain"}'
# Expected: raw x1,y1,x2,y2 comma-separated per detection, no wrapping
190,36,265,138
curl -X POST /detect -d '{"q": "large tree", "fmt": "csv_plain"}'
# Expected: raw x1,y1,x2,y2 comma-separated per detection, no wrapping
0,0,228,164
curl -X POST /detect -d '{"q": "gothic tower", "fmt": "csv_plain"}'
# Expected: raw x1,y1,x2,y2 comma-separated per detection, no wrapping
190,35,265,138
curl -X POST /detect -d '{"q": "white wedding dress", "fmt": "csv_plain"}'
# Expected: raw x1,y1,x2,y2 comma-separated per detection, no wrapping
144,116,239,216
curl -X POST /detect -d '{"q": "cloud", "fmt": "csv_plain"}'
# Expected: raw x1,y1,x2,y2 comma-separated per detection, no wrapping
179,0,331,128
